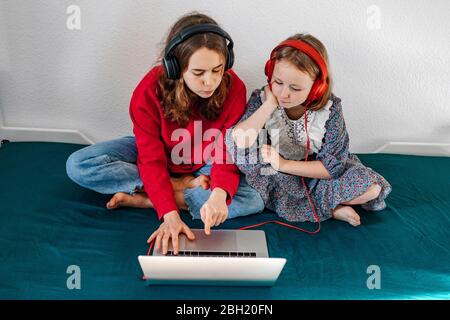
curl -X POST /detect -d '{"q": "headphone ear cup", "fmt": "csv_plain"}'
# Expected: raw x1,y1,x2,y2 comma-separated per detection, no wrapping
226,47,234,71
163,56,180,80
171,59,180,80
316,83,328,99
162,57,171,79
307,80,327,104
264,59,274,82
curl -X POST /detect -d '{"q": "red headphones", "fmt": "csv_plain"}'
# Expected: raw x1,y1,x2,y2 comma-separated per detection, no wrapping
264,39,329,107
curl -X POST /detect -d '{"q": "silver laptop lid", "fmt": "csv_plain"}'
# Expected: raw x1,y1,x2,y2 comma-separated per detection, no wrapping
138,255,287,286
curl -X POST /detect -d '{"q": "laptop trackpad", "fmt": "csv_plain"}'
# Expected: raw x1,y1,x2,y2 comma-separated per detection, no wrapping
183,230,238,252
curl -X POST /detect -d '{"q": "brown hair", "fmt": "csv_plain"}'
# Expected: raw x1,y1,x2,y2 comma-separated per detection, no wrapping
156,12,231,127
273,33,332,111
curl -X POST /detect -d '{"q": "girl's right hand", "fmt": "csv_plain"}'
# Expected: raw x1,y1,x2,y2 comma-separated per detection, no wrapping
147,210,196,255
264,85,279,109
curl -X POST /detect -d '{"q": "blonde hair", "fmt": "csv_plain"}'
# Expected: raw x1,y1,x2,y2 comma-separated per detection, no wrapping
272,33,332,111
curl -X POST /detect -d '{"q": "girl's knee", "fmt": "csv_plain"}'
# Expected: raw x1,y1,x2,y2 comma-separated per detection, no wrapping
341,183,382,206
254,196,265,213
245,197,265,215
368,183,382,201
66,148,104,184
66,151,83,183
228,194,265,219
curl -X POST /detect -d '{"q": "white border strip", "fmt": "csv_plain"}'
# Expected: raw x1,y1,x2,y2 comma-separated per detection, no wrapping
374,142,450,157
1,110,448,156
0,126,93,145
0,108,93,145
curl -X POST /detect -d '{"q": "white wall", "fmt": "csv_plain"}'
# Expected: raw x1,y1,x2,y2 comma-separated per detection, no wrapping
0,0,449,153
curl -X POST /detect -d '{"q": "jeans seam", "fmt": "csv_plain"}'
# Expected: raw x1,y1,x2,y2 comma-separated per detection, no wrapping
183,188,202,220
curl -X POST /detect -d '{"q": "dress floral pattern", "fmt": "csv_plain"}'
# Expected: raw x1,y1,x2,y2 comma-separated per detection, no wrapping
225,89,392,222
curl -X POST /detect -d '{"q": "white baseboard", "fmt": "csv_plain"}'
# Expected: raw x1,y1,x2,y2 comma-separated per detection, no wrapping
1,122,449,157
0,125,93,145
373,142,450,157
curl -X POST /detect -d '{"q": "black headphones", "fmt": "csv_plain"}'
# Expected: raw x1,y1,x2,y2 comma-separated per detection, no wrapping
162,23,235,80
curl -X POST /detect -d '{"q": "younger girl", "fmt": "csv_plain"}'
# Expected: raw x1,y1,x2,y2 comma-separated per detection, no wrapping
66,12,264,254
225,34,392,226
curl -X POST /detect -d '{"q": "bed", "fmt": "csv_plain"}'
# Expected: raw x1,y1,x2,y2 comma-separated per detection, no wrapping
0,141,449,299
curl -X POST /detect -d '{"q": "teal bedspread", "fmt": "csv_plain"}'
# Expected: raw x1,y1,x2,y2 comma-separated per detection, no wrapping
0,142,449,299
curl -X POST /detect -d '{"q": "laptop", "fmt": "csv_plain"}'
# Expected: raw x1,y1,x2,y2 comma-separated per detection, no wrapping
138,229,286,286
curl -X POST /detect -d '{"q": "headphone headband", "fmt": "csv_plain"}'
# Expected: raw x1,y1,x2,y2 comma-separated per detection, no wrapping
265,39,329,106
269,40,327,82
165,24,233,57
163,23,234,79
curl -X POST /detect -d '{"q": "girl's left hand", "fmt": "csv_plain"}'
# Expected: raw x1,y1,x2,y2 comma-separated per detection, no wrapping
261,144,285,171
264,85,279,108
200,188,229,235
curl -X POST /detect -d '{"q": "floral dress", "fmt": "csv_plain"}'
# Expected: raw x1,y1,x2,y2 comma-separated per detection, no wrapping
225,89,392,222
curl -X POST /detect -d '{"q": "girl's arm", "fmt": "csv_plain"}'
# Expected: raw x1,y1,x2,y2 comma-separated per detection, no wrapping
315,97,350,179
269,96,349,181
261,97,349,179
279,159,331,179
232,86,278,149
261,144,331,179
130,90,180,221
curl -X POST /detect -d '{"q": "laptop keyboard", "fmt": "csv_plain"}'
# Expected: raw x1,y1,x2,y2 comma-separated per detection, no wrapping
165,250,257,257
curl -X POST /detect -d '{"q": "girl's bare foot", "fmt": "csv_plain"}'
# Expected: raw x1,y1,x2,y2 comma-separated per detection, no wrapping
106,174,208,210
106,192,152,209
181,174,210,190
170,174,210,191
106,190,188,210
332,205,361,227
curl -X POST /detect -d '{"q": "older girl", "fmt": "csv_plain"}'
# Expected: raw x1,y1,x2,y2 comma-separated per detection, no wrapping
66,12,264,254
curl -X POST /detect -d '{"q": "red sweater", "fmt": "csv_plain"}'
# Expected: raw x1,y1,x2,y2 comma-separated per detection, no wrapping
129,66,246,221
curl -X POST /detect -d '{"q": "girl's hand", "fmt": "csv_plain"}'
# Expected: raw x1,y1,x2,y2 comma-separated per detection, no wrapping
200,188,228,235
147,210,195,255
261,144,286,171
264,85,279,109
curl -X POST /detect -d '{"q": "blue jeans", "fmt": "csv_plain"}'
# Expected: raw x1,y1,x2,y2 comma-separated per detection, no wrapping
66,136,265,220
